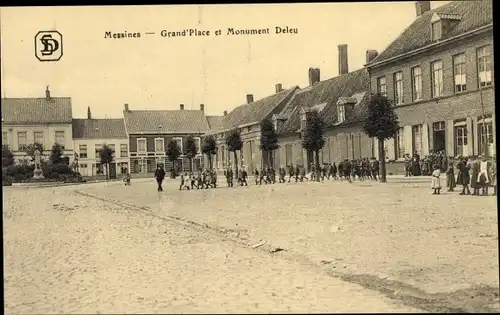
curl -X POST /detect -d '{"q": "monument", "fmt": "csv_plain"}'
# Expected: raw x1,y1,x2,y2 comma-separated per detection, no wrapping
32,150,44,179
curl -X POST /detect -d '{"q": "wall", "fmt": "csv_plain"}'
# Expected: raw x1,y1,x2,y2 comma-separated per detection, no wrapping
129,134,203,153
2,123,74,161
74,138,130,177
277,123,374,168
369,31,495,159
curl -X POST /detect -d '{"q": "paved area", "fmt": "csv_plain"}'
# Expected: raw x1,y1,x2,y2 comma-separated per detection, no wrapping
3,184,421,314
76,177,500,312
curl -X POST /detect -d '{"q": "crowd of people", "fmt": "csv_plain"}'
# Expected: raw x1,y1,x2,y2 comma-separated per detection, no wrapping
143,153,496,197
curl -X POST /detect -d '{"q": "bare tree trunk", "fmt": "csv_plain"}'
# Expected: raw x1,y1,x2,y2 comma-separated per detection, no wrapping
315,150,321,182
189,157,193,174
106,163,110,180
234,151,239,179
267,151,272,169
378,138,387,183
208,154,213,169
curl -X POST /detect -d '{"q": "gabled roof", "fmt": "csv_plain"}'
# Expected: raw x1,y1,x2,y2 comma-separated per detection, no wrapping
209,87,298,133
368,0,492,66
1,97,73,124
206,115,224,130
123,109,211,134
72,119,127,139
278,68,370,136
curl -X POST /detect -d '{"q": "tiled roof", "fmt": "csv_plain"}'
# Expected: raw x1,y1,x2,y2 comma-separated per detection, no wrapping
1,97,72,124
72,119,127,139
278,68,370,136
206,115,224,130
369,0,493,65
209,87,298,133
123,109,210,134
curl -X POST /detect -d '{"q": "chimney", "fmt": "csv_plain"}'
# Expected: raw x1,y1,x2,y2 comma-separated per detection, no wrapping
87,106,92,119
366,49,379,64
223,110,228,116
415,1,431,17
308,68,320,86
200,104,204,112
45,85,51,100
246,94,254,104
180,104,184,110
275,83,283,93
338,44,349,75
124,103,129,112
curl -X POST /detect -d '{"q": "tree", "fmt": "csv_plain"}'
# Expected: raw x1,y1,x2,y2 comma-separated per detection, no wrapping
2,146,14,167
362,93,400,183
260,118,279,168
184,136,198,173
225,128,243,179
166,139,182,176
49,143,64,164
201,135,217,169
301,109,325,182
25,142,45,162
99,144,114,180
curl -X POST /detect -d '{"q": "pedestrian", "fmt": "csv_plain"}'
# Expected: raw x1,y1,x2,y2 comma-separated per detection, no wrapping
295,165,300,182
179,172,186,190
477,155,492,196
370,157,379,181
240,168,248,186
226,167,234,187
154,165,166,192
404,154,412,177
445,161,456,192
288,164,295,183
491,157,497,196
331,162,338,180
431,164,442,195
470,156,480,196
338,161,344,181
123,172,131,186
456,156,471,195
254,169,260,185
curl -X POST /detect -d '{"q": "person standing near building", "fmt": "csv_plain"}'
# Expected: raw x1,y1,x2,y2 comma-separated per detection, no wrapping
431,164,442,195
404,154,412,177
456,156,471,195
240,167,248,186
288,164,295,183
154,165,166,192
470,156,481,196
445,161,456,192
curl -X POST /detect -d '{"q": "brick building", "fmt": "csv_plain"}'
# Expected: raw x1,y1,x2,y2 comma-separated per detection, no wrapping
202,87,298,175
123,103,211,174
366,0,494,162
72,107,129,178
276,45,375,170
1,87,74,163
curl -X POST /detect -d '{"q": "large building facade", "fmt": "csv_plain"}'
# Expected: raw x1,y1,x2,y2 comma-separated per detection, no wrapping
202,87,298,175
123,103,210,174
1,88,75,163
277,45,376,170
367,0,494,161
72,107,129,177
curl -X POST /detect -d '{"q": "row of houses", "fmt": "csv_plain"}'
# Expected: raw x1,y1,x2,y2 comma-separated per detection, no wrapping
1,0,494,177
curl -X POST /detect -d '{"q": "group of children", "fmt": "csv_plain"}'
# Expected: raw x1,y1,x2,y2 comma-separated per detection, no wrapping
178,169,218,190
431,155,497,196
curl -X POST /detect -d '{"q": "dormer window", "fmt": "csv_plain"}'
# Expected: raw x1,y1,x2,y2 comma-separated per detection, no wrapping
338,104,346,123
431,21,442,41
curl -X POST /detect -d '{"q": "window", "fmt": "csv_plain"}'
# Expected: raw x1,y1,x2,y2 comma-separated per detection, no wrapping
338,105,345,122
477,45,492,87
120,144,128,157
453,53,467,93
377,76,387,96
454,120,468,156
248,126,252,132
431,60,443,98
395,128,405,159
17,132,27,151
79,145,88,158
154,137,164,152
138,159,148,173
34,131,44,147
411,66,423,101
431,21,442,41
95,144,102,157
412,125,423,156
393,71,404,105
2,132,8,146
137,138,146,153
478,115,494,156
108,144,116,156
79,164,87,168
55,131,65,150
173,137,183,153
195,137,201,155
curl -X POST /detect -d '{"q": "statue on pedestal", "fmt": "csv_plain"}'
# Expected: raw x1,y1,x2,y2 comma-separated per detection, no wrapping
33,150,44,179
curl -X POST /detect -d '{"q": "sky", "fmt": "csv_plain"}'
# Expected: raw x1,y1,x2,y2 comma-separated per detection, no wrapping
1,1,449,119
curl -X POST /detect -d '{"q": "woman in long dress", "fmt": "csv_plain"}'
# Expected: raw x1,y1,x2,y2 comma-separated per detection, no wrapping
456,156,471,195
470,156,480,196
446,161,456,192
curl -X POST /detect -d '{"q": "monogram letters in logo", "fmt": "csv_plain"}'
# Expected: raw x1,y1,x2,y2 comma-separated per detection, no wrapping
35,31,63,62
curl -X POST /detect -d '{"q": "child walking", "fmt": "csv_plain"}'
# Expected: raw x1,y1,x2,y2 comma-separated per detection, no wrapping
431,164,442,195
445,161,456,192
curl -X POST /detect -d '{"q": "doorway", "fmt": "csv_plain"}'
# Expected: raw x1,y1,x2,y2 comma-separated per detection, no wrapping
108,162,117,179
433,121,446,153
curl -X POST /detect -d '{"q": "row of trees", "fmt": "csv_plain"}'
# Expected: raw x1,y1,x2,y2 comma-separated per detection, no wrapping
196,93,399,183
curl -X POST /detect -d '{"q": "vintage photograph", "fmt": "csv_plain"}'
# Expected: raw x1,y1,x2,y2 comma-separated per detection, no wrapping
1,1,498,313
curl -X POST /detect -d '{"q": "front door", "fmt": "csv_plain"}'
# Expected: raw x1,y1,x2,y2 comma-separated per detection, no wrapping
108,162,117,179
